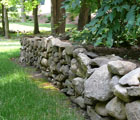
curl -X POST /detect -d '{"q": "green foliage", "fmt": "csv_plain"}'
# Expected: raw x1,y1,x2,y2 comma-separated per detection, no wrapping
62,0,100,18
68,28,94,44
86,0,140,47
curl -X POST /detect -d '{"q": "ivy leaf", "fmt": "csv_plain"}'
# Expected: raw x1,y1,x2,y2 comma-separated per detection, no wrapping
136,14,140,26
122,4,130,10
126,5,136,29
94,38,102,47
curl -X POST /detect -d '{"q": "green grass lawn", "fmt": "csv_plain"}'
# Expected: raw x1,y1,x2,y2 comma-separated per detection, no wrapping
11,22,76,29
0,39,84,120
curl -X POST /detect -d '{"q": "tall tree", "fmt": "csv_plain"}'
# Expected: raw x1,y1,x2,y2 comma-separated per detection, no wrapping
33,4,40,34
3,5,10,39
2,4,5,35
51,0,66,35
78,0,90,30
21,0,26,22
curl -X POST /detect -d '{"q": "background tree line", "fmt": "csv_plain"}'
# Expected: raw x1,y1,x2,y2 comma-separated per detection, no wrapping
1,0,140,48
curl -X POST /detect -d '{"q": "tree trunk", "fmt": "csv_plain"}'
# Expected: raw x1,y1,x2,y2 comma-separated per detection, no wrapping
3,6,10,39
2,4,5,35
33,5,40,34
51,0,66,35
78,0,90,30
21,0,26,22
97,0,101,9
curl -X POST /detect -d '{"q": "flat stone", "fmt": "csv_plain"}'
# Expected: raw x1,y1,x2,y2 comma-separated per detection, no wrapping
91,55,122,67
95,102,108,117
84,65,112,101
114,84,130,102
108,60,136,75
119,68,140,86
106,97,126,120
125,101,140,120
85,52,98,58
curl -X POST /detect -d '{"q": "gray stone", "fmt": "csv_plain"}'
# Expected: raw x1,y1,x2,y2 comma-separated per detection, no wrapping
87,106,110,120
70,59,78,73
85,52,98,58
55,74,66,82
114,84,130,102
84,97,94,105
106,97,126,120
119,68,140,86
47,37,72,53
91,55,122,67
110,76,120,91
68,70,77,80
76,68,87,78
74,96,85,108
84,65,113,101
125,101,140,120
65,46,74,55
63,80,73,88
86,68,96,78
73,48,87,57
72,77,84,95
108,60,136,75
127,86,140,96
77,53,91,66
67,87,74,96
60,65,69,76
41,58,48,67
95,102,108,117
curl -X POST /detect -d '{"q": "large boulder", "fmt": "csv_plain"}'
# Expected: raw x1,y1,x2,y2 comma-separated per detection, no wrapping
119,68,140,86
106,97,126,120
84,65,112,101
125,101,140,120
108,60,136,75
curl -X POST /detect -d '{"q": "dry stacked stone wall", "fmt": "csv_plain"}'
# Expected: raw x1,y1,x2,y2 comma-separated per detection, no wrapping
20,36,140,120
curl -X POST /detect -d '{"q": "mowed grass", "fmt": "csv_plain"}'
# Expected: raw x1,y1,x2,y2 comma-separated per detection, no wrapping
0,40,84,120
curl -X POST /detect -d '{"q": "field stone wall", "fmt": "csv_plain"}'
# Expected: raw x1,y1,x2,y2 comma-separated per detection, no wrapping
20,36,140,120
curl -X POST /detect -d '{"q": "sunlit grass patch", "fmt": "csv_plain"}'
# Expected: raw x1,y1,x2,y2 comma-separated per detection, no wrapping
0,40,84,120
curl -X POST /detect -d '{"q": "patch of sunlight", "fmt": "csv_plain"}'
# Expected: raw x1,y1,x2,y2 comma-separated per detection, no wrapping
32,79,58,90
0,47,20,52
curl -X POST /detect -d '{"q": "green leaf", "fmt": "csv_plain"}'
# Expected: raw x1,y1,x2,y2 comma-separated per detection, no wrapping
106,30,113,47
126,5,136,29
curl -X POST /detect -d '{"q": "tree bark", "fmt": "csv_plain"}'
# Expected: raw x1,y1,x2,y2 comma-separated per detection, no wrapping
97,0,101,9
3,6,10,39
51,0,66,35
2,4,5,35
78,0,90,30
33,5,40,34
21,0,26,22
